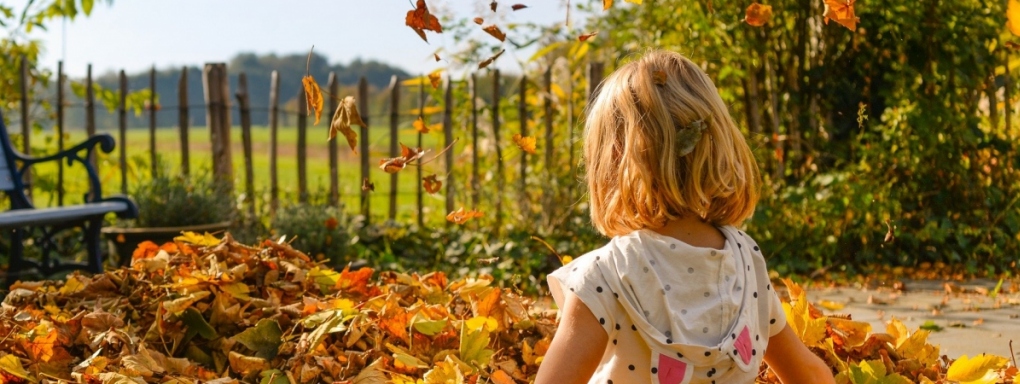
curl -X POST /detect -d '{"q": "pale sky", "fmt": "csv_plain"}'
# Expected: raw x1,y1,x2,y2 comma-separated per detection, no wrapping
12,0,580,78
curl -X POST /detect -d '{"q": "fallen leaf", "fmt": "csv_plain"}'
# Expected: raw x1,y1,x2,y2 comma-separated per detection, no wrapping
302,76,324,125
228,352,268,375
479,49,506,69
512,133,537,154
578,31,598,42
745,3,773,27
947,354,1007,384
511,4,527,11
823,0,858,31
232,319,283,360
406,0,443,43
483,24,507,42
423,175,442,194
447,207,484,225
0,354,31,381
175,231,221,247
818,300,845,311
329,96,367,154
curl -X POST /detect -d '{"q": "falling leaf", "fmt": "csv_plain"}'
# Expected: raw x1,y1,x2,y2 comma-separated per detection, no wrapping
473,17,484,25
652,70,667,85
447,207,484,225
946,354,1008,384
434,53,442,61
414,117,431,134
511,4,527,10
302,76,324,125
380,143,427,173
478,49,506,69
1009,0,1020,36
329,96,367,154
232,319,283,360
512,134,537,154
406,0,443,43
362,178,375,192
490,0,498,12
483,24,507,42
423,175,442,194
745,3,773,27
823,0,858,31
428,71,442,89
175,231,221,247
578,31,598,42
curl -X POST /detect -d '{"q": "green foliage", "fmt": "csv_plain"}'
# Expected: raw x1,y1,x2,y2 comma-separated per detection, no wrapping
125,169,236,228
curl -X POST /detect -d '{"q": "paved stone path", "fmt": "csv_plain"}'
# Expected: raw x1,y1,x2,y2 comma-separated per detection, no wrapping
806,279,1020,361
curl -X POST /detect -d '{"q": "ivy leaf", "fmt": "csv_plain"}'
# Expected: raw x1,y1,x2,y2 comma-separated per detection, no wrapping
182,307,219,340
232,319,283,360
946,354,1008,384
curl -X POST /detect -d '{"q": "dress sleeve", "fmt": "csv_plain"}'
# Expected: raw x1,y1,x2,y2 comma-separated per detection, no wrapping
547,253,618,335
767,289,787,337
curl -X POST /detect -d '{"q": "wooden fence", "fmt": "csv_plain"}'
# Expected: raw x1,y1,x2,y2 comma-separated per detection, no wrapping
10,57,609,228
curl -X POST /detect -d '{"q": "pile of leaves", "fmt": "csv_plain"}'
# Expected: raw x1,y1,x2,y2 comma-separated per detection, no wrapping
0,233,554,383
769,279,1019,384
1,232,1017,384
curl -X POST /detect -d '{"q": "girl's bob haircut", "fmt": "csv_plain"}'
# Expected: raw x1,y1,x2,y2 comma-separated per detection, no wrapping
583,50,760,237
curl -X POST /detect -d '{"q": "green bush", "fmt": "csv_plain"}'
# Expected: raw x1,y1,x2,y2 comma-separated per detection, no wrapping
125,170,236,228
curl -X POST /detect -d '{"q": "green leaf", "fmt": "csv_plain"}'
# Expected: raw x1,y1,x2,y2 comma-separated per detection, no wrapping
80,0,94,15
990,278,1004,299
308,267,340,294
846,360,912,384
232,319,283,360
459,322,494,368
919,320,943,332
413,318,448,336
181,307,218,340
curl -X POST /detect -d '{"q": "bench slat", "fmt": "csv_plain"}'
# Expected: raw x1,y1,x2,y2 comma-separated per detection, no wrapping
0,201,131,228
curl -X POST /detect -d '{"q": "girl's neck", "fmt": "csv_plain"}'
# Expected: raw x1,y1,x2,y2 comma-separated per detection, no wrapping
648,214,727,250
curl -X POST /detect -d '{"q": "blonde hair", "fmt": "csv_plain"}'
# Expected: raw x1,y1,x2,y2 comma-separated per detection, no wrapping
583,50,759,237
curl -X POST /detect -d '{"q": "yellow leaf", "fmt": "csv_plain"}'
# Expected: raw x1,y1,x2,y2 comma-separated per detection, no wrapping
219,282,251,301
227,351,268,375
895,329,940,366
512,133,537,154
946,354,1008,384
0,354,32,382
818,299,846,311
465,316,498,332
827,317,871,348
174,231,220,246
302,75,324,125
460,319,495,367
414,117,430,134
490,369,514,384
59,275,87,295
163,291,212,316
1008,0,1020,36
424,357,465,384
329,96,366,154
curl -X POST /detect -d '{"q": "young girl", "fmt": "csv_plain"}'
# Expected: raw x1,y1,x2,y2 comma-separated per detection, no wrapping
535,50,834,384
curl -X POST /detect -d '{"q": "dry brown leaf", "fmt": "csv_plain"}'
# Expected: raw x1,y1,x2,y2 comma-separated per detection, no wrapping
362,178,375,192
406,0,443,43
302,76,324,125
511,4,527,10
329,96,367,154
423,175,442,194
478,49,506,69
434,53,442,62
447,207,484,224
473,17,484,25
745,3,773,27
578,31,598,42
483,25,507,42
490,0,498,12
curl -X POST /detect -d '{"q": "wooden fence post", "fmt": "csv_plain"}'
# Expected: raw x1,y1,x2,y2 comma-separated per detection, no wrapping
19,56,30,197
236,72,256,218
56,61,65,206
543,67,554,217
328,72,340,207
443,77,454,217
297,83,308,203
269,71,280,217
202,63,233,193
492,69,504,232
119,70,128,194
1006,50,1013,135
388,75,400,220
86,64,96,169
149,65,158,176
178,67,190,176
518,75,528,214
416,78,424,227
470,73,480,211
358,77,370,220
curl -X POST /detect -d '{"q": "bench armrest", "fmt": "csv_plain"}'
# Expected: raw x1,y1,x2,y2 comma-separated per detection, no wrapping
10,134,116,204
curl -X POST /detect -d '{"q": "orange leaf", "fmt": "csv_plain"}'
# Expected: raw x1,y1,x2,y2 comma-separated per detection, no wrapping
380,143,427,173
132,241,160,260
324,217,339,230
428,72,442,89
423,174,442,194
478,49,506,69
302,76,324,125
578,31,598,42
414,117,431,134
483,24,506,42
329,96,366,154
446,207,484,224
473,17,484,25
745,3,773,27
511,4,527,10
335,265,375,297
406,0,443,43
823,0,858,31
491,369,515,384
512,133,537,154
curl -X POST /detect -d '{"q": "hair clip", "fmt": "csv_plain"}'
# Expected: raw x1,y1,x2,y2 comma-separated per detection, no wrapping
677,119,707,157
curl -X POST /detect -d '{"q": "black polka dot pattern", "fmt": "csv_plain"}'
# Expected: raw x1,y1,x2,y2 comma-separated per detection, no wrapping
599,318,605,325
628,365,635,371
597,286,603,293
651,367,658,374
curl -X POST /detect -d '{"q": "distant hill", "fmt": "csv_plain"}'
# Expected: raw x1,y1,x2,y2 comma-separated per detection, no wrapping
69,52,411,129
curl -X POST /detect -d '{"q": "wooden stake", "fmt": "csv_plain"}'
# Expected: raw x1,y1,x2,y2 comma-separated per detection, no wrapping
297,84,308,203
328,72,340,207
119,70,127,194
236,72,256,218
358,77,371,220
443,77,454,217
56,61,65,206
178,67,190,176
149,65,158,176
388,75,400,220
269,71,280,217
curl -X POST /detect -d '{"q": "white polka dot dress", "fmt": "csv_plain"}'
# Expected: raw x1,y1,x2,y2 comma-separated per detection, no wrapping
547,226,787,384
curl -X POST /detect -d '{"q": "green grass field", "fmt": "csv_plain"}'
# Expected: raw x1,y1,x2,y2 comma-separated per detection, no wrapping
22,123,478,223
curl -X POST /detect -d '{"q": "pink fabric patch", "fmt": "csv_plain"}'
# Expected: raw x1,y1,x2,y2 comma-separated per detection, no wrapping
657,353,688,384
735,326,753,364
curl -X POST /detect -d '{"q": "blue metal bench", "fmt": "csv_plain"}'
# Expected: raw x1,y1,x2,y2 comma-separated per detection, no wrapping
0,111,137,287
